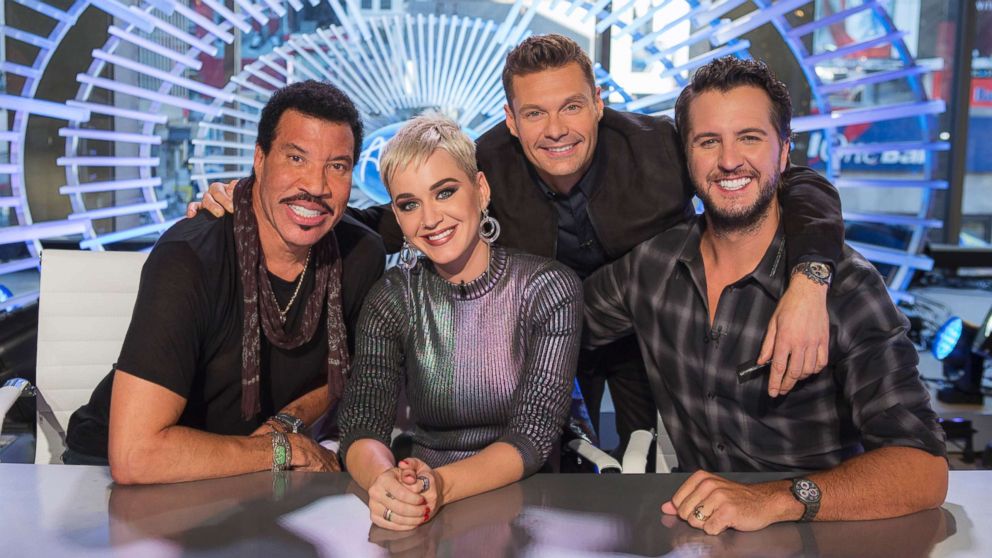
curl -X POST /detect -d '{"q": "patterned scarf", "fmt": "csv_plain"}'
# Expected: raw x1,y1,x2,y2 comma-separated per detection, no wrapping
233,176,350,420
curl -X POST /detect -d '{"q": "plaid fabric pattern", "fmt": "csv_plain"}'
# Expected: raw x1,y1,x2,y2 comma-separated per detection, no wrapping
584,217,946,472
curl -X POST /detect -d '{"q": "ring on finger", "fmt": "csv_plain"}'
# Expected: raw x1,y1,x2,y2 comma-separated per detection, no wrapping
418,475,430,493
384,507,393,522
692,505,709,522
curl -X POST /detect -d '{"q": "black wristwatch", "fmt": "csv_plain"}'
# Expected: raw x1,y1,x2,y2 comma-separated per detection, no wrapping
791,262,832,287
790,477,822,522
271,413,305,434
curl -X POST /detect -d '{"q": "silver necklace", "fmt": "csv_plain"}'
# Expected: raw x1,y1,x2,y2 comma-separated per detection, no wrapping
277,247,311,322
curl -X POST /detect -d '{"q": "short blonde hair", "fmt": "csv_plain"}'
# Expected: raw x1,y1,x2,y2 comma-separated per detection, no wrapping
379,113,478,193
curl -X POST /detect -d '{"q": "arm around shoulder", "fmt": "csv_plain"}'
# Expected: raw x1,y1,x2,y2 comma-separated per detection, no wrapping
345,204,403,254
779,165,844,269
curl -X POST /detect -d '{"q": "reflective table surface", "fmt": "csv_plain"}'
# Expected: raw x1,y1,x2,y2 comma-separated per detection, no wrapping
3,465,989,557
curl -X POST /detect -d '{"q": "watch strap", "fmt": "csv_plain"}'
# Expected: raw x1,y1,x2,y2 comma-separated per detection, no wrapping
791,262,832,287
271,413,304,434
791,477,821,522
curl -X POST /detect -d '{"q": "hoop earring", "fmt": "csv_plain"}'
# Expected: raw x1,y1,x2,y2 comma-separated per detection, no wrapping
398,239,418,270
479,208,501,244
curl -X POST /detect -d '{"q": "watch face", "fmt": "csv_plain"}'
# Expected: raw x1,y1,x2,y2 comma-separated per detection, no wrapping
794,479,822,503
275,414,303,432
809,263,830,279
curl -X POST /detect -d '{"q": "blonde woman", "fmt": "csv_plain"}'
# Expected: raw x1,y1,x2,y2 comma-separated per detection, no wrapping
337,114,582,531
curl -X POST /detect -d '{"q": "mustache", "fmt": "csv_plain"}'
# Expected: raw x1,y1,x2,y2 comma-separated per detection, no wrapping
278,192,333,214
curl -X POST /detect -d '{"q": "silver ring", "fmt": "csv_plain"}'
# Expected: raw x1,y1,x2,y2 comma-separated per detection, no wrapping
384,507,393,522
692,505,709,522
418,475,430,493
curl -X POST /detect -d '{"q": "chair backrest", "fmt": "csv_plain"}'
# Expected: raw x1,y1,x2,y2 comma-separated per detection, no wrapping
656,412,679,473
34,249,148,463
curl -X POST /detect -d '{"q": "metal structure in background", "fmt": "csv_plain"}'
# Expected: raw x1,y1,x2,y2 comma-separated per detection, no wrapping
945,0,977,247
0,0,950,311
190,6,540,209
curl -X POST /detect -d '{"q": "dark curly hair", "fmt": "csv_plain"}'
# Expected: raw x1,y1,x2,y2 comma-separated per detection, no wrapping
674,56,792,148
256,80,364,163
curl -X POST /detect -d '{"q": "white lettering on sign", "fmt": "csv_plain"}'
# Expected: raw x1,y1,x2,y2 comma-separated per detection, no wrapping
806,132,925,167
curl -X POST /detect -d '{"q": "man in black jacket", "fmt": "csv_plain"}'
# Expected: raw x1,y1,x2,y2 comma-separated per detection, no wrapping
476,35,843,445
192,35,844,450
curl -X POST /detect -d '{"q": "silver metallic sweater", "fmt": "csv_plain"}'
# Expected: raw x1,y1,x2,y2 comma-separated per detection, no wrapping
338,245,582,475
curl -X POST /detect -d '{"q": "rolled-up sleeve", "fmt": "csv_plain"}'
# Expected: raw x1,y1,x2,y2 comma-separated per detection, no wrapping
833,263,946,458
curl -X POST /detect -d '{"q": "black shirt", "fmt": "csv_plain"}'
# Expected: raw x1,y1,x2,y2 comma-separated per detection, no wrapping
531,161,608,280
583,217,946,472
66,212,385,459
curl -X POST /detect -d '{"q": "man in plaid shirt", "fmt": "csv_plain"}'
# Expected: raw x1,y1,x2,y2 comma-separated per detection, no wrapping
584,56,947,534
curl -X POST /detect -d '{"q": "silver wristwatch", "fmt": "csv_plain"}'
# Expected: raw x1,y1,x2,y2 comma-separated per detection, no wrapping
791,262,832,287
271,413,305,434
790,477,822,522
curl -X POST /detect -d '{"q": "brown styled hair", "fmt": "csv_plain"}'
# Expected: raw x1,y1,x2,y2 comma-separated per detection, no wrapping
501,34,596,107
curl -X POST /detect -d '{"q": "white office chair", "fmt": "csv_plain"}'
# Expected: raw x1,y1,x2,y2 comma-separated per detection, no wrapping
28,249,148,463
571,418,677,474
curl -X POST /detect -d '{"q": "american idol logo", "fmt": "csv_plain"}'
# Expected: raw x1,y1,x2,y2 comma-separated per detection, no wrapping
354,121,482,205
354,122,407,205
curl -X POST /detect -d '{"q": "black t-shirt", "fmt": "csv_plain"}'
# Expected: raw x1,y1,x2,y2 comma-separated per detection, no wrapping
66,212,385,459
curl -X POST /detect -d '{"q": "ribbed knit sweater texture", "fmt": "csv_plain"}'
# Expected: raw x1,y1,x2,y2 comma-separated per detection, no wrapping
338,245,582,475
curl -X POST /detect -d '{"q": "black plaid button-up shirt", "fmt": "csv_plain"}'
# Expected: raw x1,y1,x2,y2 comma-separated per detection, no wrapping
584,217,946,472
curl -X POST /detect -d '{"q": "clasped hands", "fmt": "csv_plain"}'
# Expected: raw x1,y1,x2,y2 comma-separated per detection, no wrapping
368,458,442,531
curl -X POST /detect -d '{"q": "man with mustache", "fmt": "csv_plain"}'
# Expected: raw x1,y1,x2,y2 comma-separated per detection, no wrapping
65,81,385,483
584,57,947,533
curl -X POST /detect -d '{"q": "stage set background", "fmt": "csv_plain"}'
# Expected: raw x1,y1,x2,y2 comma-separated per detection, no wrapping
0,0,989,310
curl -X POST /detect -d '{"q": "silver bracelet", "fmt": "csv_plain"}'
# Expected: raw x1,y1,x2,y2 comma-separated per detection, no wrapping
270,431,292,472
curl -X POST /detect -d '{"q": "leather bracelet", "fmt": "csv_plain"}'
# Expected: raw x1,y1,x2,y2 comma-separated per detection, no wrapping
270,431,292,472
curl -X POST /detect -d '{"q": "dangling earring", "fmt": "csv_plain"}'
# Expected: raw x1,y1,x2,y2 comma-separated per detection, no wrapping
398,239,418,270
479,208,501,244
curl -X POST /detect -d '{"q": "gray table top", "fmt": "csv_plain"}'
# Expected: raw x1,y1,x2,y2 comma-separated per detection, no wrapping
3,464,989,557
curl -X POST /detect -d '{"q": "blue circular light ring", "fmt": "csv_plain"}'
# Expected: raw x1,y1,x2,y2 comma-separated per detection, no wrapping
355,123,482,205
0,1,939,309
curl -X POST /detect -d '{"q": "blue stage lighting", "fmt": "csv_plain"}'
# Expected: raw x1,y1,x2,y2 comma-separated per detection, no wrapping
931,310,990,405
933,317,963,361
0,285,12,303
